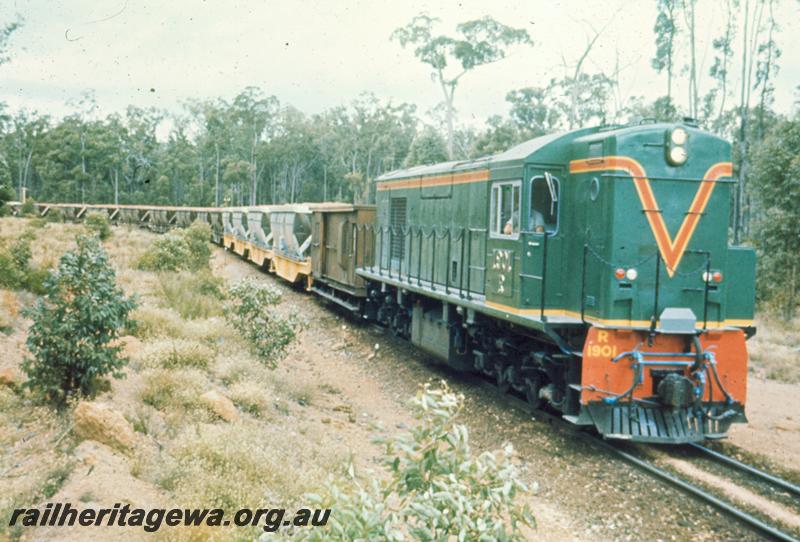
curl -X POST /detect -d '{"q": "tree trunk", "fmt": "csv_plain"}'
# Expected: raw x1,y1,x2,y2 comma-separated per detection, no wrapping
437,69,455,160
215,143,220,207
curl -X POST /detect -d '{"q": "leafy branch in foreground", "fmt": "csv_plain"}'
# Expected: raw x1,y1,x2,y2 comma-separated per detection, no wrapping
293,382,535,541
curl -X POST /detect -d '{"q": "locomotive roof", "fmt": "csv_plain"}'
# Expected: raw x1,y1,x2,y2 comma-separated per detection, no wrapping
376,131,569,182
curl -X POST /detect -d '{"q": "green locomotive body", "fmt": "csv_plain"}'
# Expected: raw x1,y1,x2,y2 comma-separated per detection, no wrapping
15,122,757,444
361,122,755,442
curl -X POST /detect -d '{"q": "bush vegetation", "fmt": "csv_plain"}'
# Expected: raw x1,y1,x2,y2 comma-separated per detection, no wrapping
157,270,225,320
299,383,535,541
22,235,137,404
137,221,212,272
0,233,49,294
84,211,112,240
0,184,15,216
20,197,35,216
224,279,298,367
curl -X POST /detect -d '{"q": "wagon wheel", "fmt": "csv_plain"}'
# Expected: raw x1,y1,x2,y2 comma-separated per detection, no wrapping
525,373,543,410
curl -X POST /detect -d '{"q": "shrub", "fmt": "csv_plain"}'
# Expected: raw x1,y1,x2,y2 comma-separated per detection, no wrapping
22,236,138,405
137,232,187,271
224,279,298,368
45,208,66,223
298,383,535,541
0,235,49,294
0,184,15,216
157,270,224,320
137,221,212,272
84,211,111,240
20,197,35,216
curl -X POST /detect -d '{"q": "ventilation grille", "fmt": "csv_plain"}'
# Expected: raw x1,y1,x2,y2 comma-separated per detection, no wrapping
389,197,406,260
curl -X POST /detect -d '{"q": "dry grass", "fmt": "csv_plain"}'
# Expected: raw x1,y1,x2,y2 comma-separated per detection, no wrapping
0,387,76,540
151,420,329,509
132,307,241,353
138,338,217,370
156,271,225,320
0,289,18,332
212,349,266,386
227,381,272,416
140,367,212,416
132,305,186,339
749,316,800,383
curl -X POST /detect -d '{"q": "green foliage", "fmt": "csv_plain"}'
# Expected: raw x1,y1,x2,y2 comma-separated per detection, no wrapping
0,234,48,294
404,126,448,167
224,279,297,367
299,383,535,541
22,236,137,405
0,184,15,216
84,211,111,240
750,114,800,319
392,15,532,159
137,221,212,272
20,197,35,216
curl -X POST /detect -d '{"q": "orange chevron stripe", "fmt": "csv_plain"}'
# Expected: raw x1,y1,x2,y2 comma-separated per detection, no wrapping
569,157,732,277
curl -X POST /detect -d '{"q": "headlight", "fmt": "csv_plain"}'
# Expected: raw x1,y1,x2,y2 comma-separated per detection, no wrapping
626,268,638,281
670,127,688,145
669,146,687,165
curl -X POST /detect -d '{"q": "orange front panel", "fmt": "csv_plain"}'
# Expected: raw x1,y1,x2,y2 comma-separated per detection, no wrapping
580,327,748,404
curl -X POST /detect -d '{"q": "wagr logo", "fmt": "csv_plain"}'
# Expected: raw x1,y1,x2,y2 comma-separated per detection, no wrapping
569,157,733,277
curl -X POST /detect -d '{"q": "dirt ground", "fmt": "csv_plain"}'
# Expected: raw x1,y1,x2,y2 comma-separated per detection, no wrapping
727,379,800,469
1,221,798,541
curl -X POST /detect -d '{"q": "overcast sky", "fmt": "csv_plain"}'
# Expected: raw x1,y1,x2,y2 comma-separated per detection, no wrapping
1,0,798,130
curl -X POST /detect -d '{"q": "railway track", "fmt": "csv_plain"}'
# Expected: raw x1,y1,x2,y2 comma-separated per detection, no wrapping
472,378,800,541
687,443,800,498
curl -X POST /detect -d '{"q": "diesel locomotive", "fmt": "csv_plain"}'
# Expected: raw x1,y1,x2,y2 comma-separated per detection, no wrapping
15,121,756,444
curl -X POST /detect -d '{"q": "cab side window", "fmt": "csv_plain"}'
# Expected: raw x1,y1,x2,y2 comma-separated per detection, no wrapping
529,174,559,233
490,181,521,238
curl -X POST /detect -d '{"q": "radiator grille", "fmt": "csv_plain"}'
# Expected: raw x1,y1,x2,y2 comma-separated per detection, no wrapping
389,197,406,260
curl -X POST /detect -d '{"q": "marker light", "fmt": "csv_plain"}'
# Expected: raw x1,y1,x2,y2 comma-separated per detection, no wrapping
712,271,723,283
626,268,638,281
669,146,688,165
670,127,688,145
615,268,626,280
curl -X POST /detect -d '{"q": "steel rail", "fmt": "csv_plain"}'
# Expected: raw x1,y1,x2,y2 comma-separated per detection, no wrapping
688,442,800,498
474,380,799,542
597,439,799,542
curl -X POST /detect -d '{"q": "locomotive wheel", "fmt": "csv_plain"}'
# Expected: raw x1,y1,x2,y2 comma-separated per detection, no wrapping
496,365,511,394
525,374,543,410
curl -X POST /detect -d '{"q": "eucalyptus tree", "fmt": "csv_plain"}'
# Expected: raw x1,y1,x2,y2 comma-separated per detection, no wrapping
749,113,800,319
652,0,679,107
392,14,531,159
